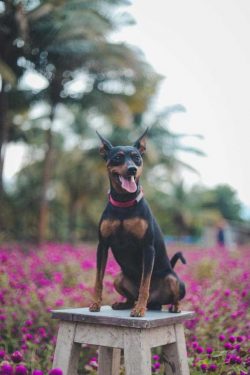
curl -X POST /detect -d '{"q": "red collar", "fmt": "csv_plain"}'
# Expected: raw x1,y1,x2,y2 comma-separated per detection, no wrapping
109,188,143,208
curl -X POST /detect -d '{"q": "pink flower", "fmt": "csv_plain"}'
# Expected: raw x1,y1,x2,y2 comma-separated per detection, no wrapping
81,260,94,270
32,371,43,375
0,362,13,375
55,299,64,307
53,273,63,284
200,363,207,372
241,290,247,297
224,342,233,350
196,346,204,354
0,350,5,359
11,351,23,364
15,365,28,375
24,320,33,327
237,336,244,342
152,354,160,361
49,369,63,375
219,334,225,341
153,362,160,370
24,333,33,341
206,347,213,355
38,327,47,338
208,364,217,372
89,359,98,369
192,341,199,349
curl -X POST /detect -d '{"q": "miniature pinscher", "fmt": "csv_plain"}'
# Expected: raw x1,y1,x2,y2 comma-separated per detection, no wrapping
89,129,186,317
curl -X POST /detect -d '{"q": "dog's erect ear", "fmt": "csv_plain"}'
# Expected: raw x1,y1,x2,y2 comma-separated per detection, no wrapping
96,131,113,160
133,128,148,155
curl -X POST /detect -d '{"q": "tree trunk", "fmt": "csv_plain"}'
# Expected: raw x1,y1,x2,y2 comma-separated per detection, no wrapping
38,126,54,244
0,81,9,195
68,199,82,243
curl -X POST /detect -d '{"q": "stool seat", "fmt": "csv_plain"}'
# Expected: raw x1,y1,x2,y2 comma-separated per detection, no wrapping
52,306,194,375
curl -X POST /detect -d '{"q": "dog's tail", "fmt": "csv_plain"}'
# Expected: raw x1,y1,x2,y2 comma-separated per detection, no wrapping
170,252,187,269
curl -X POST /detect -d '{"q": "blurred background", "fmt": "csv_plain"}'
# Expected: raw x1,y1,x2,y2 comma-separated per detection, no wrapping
0,0,249,245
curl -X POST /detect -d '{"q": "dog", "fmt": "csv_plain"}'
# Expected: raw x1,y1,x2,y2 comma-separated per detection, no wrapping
89,129,186,317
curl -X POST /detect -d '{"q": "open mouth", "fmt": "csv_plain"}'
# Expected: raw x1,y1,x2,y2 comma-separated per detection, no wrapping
113,173,137,193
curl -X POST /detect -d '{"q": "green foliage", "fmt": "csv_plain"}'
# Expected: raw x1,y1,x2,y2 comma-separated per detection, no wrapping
0,0,162,241
1,0,243,242
204,184,242,222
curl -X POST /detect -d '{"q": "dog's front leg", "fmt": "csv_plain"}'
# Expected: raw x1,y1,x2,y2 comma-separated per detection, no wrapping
130,245,155,317
89,240,109,312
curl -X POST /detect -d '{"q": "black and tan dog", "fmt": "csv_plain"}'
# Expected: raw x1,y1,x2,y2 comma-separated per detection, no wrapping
89,129,186,317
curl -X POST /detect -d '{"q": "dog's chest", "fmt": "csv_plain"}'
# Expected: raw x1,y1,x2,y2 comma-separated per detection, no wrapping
100,217,148,239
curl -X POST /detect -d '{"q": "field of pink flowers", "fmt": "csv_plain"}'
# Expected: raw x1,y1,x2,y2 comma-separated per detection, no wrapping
0,243,250,374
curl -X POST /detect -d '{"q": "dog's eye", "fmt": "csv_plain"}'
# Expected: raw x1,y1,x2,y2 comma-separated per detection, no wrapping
113,154,123,163
132,154,141,165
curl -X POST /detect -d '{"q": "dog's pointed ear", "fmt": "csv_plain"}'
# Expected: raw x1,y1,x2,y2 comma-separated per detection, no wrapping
96,131,113,160
133,128,149,155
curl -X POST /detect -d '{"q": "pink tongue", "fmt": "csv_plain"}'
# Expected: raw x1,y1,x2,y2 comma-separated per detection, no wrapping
119,176,137,193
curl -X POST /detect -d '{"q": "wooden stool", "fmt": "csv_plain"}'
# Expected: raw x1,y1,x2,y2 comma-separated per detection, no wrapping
51,306,194,375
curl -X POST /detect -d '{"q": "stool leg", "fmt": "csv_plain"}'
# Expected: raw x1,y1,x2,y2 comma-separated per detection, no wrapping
98,347,121,375
124,332,151,375
162,324,190,375
52,321,81,375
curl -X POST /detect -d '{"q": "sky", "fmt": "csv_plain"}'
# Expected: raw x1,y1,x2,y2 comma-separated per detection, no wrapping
115,0,250,213
4,0,250,214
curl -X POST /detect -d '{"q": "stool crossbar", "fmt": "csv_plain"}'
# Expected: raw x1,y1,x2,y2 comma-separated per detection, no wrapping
52,306,194,375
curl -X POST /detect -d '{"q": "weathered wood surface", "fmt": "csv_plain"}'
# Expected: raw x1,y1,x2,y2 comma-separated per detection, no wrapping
98,347,121,375
51,307,194,375
51,305,194,329
52,321,81,375
162,324,190,375
74,323,176,348
124,329,152,375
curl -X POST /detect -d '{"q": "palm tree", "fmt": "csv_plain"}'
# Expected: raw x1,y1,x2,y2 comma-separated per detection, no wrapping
1,1,205,242
0,0,29,193
26,0,161,242
0,0,161,241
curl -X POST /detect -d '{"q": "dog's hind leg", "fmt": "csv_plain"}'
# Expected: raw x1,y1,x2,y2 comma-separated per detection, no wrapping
149,275,184,313
168,276,182,313
112,272,137,310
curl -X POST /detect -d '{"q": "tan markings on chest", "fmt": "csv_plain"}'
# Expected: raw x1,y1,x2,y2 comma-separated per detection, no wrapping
123,218,148,239
100,219,121,237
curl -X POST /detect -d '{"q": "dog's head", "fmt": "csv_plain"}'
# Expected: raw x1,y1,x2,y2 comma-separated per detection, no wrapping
97,129,148,194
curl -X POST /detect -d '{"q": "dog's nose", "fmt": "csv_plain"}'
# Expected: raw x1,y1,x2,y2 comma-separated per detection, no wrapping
127,166,137,176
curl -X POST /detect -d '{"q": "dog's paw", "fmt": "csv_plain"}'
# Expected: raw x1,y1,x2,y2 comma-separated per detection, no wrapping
89,302,101,312
112,301,134,310
168,304,181,313
147,302,162,311
130,305,146,317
